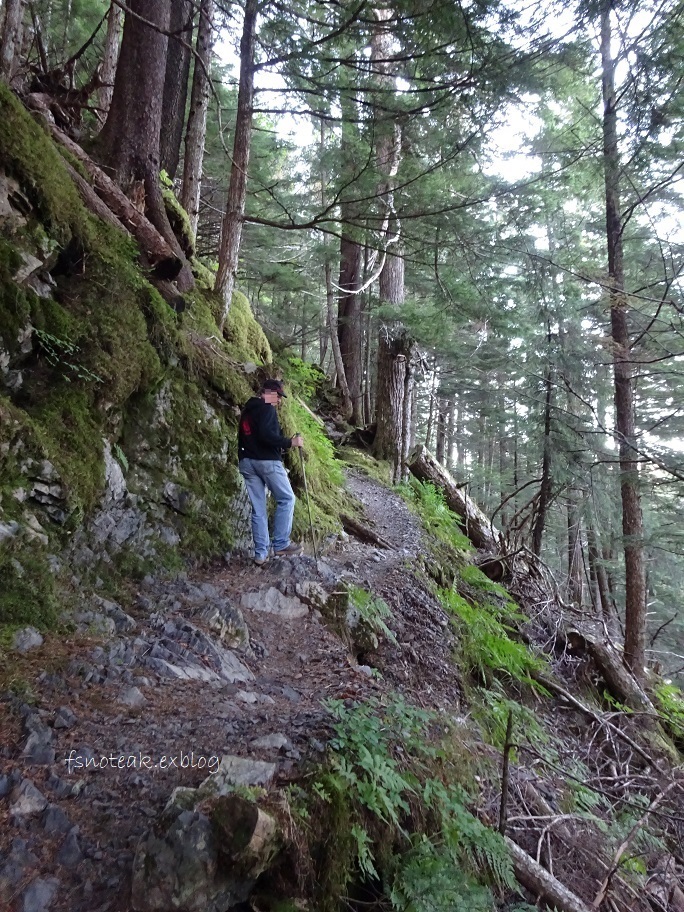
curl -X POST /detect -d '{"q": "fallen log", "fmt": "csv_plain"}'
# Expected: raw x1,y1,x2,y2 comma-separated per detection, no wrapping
63,160,127,233
29,104,183,281
408,445,502,551
505,836,592,912
340,513,392,550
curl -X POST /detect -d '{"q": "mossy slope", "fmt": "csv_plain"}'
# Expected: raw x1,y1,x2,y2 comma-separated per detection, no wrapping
0,84,345,628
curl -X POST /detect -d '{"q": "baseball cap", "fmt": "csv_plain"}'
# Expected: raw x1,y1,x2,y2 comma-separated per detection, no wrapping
262,379,287,398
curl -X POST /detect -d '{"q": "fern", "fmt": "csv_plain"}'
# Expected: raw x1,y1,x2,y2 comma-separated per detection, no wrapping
317,696,514,906
389,838,495,912
348,584,397,645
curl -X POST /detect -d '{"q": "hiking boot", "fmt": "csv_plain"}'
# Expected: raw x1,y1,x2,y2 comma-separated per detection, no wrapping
253,555,270,567
274,542,302,557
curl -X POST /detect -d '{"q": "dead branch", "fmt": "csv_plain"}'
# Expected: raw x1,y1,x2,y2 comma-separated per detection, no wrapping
591,781,677,909
340,513,392,550
533,673,657,768
505,836,592,912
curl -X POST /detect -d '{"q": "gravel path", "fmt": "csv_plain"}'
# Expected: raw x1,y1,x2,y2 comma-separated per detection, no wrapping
0,467,462,912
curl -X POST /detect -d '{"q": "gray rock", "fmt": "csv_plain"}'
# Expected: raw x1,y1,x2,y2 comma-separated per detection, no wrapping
163,482,195,515
206,755,277,792
74,610,116,637
42,805,72,835
250,733,291,751
93,596,136,632
12,627,43,653
0,838,38,891
295,580,329,611
196,600,248,650
20,876,59,912
9,780,48,818
119,686,146,708
131,807,244,912
103,439,127,503
13,252,43,284
56,830,83,867
0,520,20,542
21,733,55,765
240,587,308,619
53,706,77,730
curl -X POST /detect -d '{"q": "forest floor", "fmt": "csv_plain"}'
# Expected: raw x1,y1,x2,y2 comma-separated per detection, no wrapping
0,469,464,912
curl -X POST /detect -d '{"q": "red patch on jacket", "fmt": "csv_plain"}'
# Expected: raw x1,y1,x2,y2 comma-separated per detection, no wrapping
240,416,252,436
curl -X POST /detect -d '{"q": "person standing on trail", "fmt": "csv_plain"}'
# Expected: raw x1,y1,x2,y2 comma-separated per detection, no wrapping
238,379,304,566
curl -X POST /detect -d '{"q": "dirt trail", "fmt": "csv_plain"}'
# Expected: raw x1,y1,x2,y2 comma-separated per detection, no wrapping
0,469,461,912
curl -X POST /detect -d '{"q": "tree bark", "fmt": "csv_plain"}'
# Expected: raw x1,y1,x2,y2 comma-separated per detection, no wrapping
44,119,183,279
409,445,502,551
97,0,193,291
531,360,553,556
505,837,592,912
180,0,214,240
319,118,352,417
160,0,193,180
0,0,26,82
215,0,257,327
600,0,647,682
567,494,583,609
337,94,363,423
97,2,123,122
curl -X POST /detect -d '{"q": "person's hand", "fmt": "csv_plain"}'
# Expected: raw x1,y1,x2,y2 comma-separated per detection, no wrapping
291,435,303,448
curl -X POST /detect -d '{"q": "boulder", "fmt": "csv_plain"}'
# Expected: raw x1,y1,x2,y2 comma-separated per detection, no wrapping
240,587,308,619
131,756,280,912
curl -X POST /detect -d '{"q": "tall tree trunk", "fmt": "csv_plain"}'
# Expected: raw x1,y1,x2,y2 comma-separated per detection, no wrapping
215,0,257,326
181,0,214,240
456,398,465,472
160,0,193,180
97,1,123,123
371,7,413,480
98,0,193,291
363,302,373,424
337,93,363,423
567,495,583,608
425,358,438,450
601,0,646,681
531,360,554,556
317,119,352,414
0,0,25,82
436,398,446,464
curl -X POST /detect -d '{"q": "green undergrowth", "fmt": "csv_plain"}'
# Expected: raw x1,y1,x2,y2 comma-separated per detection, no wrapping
398,479,471,582
339,446,393,485
0,539,59,627
292,695,514,912
272,355,346,540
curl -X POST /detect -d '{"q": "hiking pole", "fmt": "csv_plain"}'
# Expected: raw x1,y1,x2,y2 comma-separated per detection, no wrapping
297,438,319,562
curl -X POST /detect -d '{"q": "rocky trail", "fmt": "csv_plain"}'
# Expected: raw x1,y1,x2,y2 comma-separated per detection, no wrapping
0,470,461,912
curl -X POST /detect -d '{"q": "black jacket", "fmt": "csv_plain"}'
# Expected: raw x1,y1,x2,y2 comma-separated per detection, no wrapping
238,397,292,461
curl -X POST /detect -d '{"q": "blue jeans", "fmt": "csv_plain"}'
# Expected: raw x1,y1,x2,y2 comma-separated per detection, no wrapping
239,458,296,559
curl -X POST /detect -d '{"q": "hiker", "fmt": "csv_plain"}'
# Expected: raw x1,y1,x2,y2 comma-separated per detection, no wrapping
238,379,304,565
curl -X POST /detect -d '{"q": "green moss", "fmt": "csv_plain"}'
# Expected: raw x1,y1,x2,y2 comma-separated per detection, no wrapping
225,291,271,364
162,187,194,258
0,237,32,351
29,386,104,514
0,84,86,241
340,446,393,485
0,541,58,627
280,397,345,539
